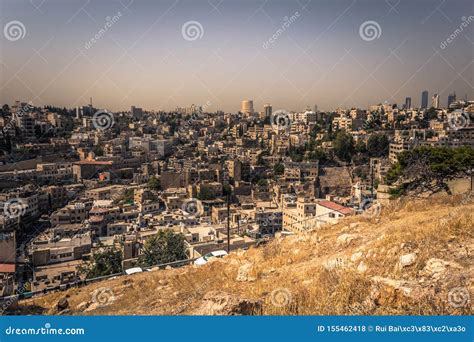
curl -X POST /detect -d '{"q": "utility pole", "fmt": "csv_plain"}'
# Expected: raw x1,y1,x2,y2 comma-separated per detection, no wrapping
226,194,230,253
370,161,375,198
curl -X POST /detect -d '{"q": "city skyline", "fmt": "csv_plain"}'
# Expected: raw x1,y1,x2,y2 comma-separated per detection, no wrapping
0,0,473,112
1,88,466,114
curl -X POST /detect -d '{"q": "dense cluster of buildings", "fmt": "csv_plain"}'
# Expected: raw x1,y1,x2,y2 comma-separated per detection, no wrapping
0,94,472,297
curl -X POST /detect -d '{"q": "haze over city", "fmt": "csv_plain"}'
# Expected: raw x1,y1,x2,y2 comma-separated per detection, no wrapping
0,0,472,112
1,1,474,337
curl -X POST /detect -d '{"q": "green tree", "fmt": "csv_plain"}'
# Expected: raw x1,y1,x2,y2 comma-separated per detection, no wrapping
425,107,438,120
367,134,389,157
257,150,269,166
305,148,327,162
78,248,123,279
274,163,284,175
333,131,355,162
148,176,161,191
92,145,104,157
139,230,188,267
114,188,134,205
385,146,474,193
198,186,215,200
223,184,232,196
355,140,367,154
289,146,304,162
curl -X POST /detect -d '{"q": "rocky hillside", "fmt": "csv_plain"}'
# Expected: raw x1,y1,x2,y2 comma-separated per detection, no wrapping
15,194,473,315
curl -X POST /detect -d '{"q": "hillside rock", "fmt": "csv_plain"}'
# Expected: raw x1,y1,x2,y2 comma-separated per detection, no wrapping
351,251,363,262
371,276,421,298
323,257,346,270
192,291,262,315
76,301,91,311
399,253,416,267
57,298,69,311
357,261,368,273
236,263,255,282
337,233,359,246
421,258,461,280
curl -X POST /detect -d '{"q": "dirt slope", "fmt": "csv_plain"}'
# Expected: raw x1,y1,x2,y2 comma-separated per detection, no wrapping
15,194,473,315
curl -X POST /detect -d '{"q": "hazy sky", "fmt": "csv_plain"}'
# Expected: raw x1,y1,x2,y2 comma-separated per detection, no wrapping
0,0,473,112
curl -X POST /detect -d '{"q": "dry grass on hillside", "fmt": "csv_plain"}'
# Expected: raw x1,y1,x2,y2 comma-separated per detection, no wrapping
14,194,473,316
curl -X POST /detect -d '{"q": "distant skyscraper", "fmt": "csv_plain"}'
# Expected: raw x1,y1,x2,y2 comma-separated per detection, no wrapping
405,97,412,109
263,103,272,118
76,107,82,119
447,92,456,107
432,94,440,109
241,100,254,116
131,105,143,119
421,91,429,109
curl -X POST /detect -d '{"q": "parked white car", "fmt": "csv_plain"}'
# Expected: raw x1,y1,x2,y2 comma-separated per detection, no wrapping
125,267,143,275
194,250,228,266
